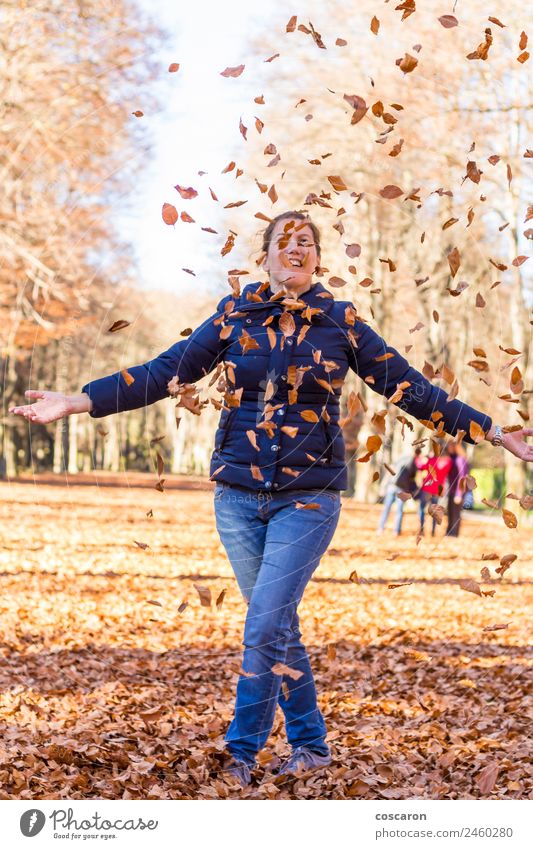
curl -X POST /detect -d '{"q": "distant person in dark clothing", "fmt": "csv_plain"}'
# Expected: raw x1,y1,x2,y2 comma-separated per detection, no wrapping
445,441,469,537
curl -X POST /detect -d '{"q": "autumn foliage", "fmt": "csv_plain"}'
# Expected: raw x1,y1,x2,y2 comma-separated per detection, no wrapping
0,476,531,799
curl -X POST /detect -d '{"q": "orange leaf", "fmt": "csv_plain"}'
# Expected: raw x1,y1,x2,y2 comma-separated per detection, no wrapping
162,203,178,225
220,64,245,78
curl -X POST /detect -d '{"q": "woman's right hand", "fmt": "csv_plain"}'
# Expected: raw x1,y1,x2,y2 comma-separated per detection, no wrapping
9,390,91,424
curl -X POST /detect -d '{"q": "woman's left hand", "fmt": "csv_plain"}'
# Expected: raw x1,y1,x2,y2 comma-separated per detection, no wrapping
502,428,533,462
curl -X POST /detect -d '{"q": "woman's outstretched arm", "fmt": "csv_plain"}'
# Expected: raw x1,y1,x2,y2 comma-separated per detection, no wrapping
349,317,533,463
9,293,233,425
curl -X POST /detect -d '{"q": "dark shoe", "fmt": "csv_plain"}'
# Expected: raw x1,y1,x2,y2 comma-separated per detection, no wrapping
222,755,252,787
278,746,332,778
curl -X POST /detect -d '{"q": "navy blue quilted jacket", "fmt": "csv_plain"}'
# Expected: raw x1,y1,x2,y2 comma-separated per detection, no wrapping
82,281,491,492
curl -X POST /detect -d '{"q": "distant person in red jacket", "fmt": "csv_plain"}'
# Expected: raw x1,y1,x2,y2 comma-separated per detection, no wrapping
416,448,452,536
445,441,469,537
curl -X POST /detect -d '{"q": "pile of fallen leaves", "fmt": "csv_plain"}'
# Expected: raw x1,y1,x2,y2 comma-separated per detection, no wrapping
0,474,531,800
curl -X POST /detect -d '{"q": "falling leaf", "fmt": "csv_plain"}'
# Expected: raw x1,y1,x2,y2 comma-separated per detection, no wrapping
438,14,458,28
459,578,482,597
286,15,297,32
502,509,517,529
220,65,245,78
132,110,144,118
396,53,418,74
370,16,380,34
268,184,278,204
134,540,149,550
482,623,510,632
328,175,348,192
193,584,212,608
447,247,461,277
328,276,348,288
174,185,197,199
215,589,226,609
168,62,180,73
271,662,304,680
162,203,178,225
379,185,403,199
108,320,130,333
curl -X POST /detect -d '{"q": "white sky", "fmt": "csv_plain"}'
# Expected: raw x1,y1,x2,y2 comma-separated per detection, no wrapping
124,0,284,295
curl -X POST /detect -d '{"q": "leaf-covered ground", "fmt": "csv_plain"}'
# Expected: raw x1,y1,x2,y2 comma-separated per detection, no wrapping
0,474,531,800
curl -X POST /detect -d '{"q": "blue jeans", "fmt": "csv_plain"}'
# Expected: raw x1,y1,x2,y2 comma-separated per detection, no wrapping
377,484,405,534
214,483,341,765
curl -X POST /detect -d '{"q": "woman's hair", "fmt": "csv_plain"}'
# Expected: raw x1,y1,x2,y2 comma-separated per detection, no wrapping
260,210,321,257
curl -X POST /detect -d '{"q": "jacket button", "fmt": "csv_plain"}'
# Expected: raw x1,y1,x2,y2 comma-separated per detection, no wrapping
264,481,272,489
277,409,284,416
273,483,279,489
287,339,293,346
246,318,252,324
281,375,287,382
271,445,280,452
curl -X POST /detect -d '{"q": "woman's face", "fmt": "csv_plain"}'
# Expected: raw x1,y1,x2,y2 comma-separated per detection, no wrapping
263,218,319,292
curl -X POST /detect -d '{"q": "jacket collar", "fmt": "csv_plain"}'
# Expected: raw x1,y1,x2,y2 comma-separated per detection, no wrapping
238,280,336,316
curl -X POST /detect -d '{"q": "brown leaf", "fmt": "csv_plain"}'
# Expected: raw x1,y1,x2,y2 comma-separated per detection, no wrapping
193,584,212,608
438,14,458,28
174,185,197,200
370,16,380,35
300,410,319,423
502,509,517,529
162,203,179,226
396,53,418,74
271,662,304,680
245,430,259,451
286,15,297,32
447,246,461,277
108,319,131,333
476,763,500,794
459,578,482,597
469,421,486,443
295,501,321,510
250,464,264,482
328,276,348,288
328,175,348,192
379,184,403,199
215,589,226,609
220,64,245,78
121,369,135,387
168,62,180,73
279,312,295,337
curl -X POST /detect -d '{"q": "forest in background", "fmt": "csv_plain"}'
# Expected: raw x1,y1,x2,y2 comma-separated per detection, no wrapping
1,1,532,504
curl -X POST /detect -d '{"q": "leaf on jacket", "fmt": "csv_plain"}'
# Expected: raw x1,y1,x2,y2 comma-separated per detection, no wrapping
282,467,300,477
313,377,334,393
281,426,298,438
300,410,319,423
297,324,310,345
266,327,277,349
344,306,357,326
238,330,260,353
469,421,486,443
246,430,260,451
210,465,226,479
264,379,275,402
193,584,212,607
279,312,295,337
250,464,264,481
295,502,320,510
121,369,135,386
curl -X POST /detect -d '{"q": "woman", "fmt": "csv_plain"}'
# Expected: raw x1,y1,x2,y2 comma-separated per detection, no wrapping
445,440,469,537
10,210,533,787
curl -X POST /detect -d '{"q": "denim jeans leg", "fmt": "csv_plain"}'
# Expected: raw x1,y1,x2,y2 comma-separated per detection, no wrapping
224,491,341,763
393,494,405,534
214,485,267,601
277,610,329,755
377,486,395,530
